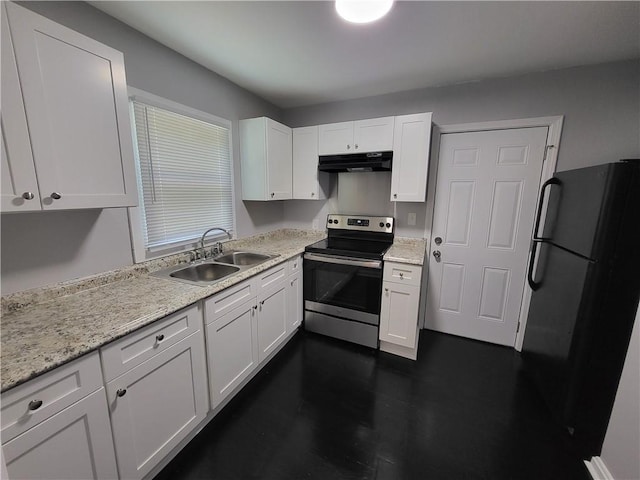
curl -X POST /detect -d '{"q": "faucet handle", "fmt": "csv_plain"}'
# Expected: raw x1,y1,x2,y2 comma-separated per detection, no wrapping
216,242,223,254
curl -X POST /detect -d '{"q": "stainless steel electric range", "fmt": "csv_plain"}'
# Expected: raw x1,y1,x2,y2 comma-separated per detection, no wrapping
303,214,394,348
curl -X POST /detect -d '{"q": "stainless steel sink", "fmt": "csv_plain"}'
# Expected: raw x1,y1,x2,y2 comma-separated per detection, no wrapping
169,263,240,283
150,250,278,286
214,251,274,266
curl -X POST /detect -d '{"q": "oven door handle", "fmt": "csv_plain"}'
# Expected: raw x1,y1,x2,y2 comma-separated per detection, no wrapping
303,253,382,270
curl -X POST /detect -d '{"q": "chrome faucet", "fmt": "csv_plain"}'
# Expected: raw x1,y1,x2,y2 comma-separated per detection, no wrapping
199,227,231,260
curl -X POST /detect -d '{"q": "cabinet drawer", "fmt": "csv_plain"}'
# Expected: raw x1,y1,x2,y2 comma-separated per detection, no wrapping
1,351,103,443
289,255,302,275
100,304,201,382
257,263,287,290
383,262,422,287
204,278,255,325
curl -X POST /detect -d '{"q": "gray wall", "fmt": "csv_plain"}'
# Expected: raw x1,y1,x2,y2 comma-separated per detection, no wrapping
601,307,640,480
1,1,284,295
282,60,640,237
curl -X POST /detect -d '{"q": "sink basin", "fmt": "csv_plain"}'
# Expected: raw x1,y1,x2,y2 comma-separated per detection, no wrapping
169,263,240,283
151,250,278,286
214,251,274,266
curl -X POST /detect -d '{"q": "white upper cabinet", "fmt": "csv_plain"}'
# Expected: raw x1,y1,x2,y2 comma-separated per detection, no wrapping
1,9,40,212
292,126,329,200
2,2,138,211
240,117,292,201
318,116,394,155
390,112,432,202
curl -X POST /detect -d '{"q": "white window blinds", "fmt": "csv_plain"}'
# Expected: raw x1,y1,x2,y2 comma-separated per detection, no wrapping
131,100,233,252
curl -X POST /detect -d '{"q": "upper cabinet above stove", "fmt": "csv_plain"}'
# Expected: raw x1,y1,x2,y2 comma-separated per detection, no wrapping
318,117,395,155
239,112,432,203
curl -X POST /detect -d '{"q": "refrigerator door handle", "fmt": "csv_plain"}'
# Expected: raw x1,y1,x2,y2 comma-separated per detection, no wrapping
533,177,562,241
527,240,542,291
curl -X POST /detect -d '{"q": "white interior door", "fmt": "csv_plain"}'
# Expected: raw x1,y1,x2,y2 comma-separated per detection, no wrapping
425,127,548,346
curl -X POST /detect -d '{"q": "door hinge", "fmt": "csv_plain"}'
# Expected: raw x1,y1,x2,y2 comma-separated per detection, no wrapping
516,322,521,334
543,144,555,162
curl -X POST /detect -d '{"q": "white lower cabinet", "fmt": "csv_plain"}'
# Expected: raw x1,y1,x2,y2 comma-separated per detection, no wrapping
257,281,288,362
288,269,303,332
379,262,423,360
106,330,208,480
206,299,259,410
204,262,297,410
3,388,118,480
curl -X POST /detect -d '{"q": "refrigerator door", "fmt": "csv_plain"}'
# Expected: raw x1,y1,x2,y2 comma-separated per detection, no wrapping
540,163,632,260
522,243,598,423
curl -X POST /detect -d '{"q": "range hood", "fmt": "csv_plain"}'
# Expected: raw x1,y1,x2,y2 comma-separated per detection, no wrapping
318,151,392,173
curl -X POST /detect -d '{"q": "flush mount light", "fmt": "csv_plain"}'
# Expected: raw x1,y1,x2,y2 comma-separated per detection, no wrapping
335,0,394,24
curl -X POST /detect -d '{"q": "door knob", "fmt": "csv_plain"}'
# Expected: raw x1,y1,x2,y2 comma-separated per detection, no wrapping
433,250,441,261
22,192,35,200
434,237,442,245
50,192,62,200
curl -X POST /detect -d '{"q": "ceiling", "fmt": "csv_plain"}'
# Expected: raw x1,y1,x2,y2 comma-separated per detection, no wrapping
91,1,640,109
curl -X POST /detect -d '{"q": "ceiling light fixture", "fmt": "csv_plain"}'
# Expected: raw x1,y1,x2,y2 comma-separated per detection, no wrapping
335,0,394,24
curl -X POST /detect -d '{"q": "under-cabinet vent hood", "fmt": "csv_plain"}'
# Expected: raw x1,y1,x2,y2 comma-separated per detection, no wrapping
318,151,392,173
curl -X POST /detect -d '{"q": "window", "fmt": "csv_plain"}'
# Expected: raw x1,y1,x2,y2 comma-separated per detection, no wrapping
128,88,234,262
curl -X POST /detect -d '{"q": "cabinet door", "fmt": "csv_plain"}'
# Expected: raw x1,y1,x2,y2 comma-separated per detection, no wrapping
206,300,259,410
287,270,303,332
3,388,119,480
353,116,395,152
1,7,41,212
265,118,292,200
380,281,420,348
318,121,354,155
107,331,208,480
257,281,288,363
6,2,137,210
390,112,432,202
293,126,325,200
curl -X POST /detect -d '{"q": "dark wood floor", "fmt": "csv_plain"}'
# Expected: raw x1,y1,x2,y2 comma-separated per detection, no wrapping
155,330,590,480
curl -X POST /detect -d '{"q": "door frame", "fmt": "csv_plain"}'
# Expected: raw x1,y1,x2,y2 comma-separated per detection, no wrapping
420,116,564,351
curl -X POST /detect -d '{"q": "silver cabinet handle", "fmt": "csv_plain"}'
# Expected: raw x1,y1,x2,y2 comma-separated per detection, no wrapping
22,192,35,200
384,288,389,293
50,192,62,200
270,192,275,198
156,334,164,342
291,280,294,286
346,144,351,150
311,192,315,197
116,389,127,397
433,250,441,260
399,272,404,278
28,399,43,411
355,144,358,149
393,193,397,199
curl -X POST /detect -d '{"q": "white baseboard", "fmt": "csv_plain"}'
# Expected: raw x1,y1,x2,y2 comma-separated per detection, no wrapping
585,456,615,480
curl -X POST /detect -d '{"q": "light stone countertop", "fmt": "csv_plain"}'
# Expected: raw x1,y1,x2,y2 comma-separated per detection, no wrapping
1,230,427,392
384,237,427,266
1,229,324,392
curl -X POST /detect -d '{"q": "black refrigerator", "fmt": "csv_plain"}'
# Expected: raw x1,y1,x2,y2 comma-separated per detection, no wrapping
522,159,640,459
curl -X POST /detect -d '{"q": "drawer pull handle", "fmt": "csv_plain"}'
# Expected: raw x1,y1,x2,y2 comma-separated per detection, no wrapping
156,334,165,342
116,389,127,398
22,192,35,200
399,272,404,278
28,399,43,411
50,192,62,200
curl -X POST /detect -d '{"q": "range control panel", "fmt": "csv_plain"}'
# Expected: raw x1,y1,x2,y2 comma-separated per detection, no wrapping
326,214,394,234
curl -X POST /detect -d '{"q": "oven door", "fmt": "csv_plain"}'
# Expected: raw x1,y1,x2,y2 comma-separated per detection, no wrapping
303,252,383,325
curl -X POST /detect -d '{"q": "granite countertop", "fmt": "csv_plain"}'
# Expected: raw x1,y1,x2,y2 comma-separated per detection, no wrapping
1,229,324,393
384,237,427,265
1,230,426,393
